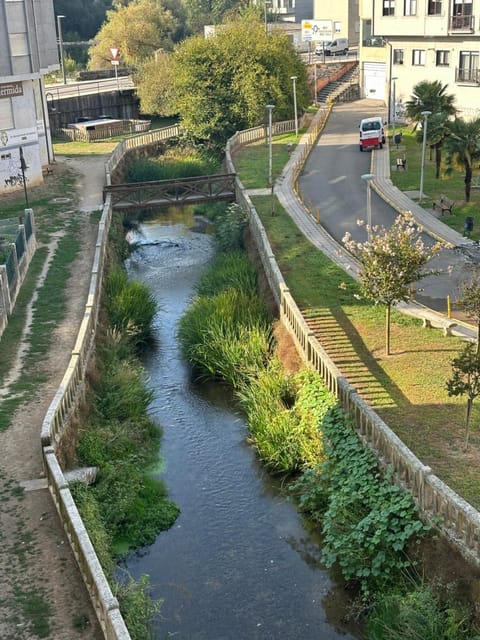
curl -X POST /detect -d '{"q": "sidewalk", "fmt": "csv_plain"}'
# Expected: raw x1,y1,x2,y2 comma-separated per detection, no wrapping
274,102,477,343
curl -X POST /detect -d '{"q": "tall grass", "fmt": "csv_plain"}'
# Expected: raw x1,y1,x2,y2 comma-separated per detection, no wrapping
178,288,272,388
126,146,220,182
196,251,257,296
237,364,335,473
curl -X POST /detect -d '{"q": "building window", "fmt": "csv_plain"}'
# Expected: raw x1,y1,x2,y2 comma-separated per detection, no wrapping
436,50,450,65
404,0,417,15
383,0,395,15
412,49,426,65
393,49,404,64
9,33,28,57
428,0,442,14
457,50,479,82
0,100,14,130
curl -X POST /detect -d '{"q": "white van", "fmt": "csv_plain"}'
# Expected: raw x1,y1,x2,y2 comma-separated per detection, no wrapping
359,116,386,151
315,39,348,56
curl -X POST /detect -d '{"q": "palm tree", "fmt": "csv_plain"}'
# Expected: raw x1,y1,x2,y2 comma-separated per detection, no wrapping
406,81,456,179
416,113,452,179
444,117,480,202
405,80,456,126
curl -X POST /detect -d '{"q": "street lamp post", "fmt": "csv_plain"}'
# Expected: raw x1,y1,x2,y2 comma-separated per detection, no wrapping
291,76,298,137
419,110,432,203
391,76,398,140
361,173,374,241
266,104,275,216
56,15,66,85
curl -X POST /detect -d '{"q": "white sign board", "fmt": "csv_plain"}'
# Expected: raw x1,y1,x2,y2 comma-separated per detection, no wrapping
301,20,333,42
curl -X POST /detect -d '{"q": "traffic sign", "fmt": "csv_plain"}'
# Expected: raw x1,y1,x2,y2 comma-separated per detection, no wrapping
301,20,333,42
109,46,119,60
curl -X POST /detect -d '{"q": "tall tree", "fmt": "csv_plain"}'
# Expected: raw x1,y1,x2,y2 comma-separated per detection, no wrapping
416,113,452,179
183,0,247,33
343,213,444,356
87,0,186,69
169,12,309,147
444,117,480,203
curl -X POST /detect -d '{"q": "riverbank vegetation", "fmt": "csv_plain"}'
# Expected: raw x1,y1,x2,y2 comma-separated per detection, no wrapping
70,226,179,639
177,199,480,637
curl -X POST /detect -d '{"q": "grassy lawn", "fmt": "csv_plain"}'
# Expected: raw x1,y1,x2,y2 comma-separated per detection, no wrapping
387,125,480,241
234,124,480,510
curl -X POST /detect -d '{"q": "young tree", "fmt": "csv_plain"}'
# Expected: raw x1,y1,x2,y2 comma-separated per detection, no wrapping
444,117,480,203
170,12,309,147
456,267,480,354
446,342,480,449
343,212,444,356
134,51,174,117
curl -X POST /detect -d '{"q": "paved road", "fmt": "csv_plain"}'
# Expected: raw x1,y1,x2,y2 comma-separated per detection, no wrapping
298,100,477,318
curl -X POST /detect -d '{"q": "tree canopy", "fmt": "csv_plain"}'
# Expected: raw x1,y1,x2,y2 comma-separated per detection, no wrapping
405,80,456,126
343,212,444,355
444,117,480,202
168,13,309,146
87,0,186,70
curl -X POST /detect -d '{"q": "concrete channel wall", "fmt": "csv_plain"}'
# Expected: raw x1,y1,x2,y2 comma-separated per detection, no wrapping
40,107,480,640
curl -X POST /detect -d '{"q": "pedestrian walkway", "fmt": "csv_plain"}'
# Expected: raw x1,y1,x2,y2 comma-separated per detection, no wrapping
273,100,477,343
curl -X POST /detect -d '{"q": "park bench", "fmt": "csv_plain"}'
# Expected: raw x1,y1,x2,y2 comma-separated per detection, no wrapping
432,195,454,215
421,314,457,337
396,156,407,170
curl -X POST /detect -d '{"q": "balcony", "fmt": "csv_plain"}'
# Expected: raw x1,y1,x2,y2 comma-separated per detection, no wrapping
449,14,474,32
455,67,480,84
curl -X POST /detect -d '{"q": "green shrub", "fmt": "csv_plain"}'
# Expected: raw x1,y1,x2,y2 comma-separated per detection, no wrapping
237,365,334,473
104,269,156,348
114,574,162,640
213,202,248,252
93,462,179,554
368,584,480,640
70,482,114,575
126,147,220,182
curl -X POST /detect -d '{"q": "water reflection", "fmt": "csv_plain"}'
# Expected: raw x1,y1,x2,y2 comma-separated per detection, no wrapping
123,209,358,640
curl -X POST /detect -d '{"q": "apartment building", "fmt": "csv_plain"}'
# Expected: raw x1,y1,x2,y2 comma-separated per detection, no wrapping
359,0,480,120
313,0,360,46
0,0,58,196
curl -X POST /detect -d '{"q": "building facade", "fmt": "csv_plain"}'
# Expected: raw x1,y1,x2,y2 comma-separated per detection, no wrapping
0,0,58,195
359,0,480,120
313,0,360,46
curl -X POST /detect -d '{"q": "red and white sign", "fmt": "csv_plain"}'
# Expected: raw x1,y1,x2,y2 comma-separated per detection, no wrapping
109,47,119,60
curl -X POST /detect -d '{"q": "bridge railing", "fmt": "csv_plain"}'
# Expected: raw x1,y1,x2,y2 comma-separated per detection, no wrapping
226,107,480,568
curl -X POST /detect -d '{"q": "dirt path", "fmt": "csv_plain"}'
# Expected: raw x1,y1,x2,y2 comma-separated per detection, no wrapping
0,155,108,639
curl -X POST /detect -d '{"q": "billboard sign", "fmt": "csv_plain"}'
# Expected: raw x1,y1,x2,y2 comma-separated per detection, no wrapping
301,20,333,42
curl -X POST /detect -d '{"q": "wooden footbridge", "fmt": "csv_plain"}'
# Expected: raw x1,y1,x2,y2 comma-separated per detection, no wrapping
103,173,236,210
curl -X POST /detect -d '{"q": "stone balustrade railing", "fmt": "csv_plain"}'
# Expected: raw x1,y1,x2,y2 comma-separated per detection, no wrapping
40,103,480,640
226,109,480,568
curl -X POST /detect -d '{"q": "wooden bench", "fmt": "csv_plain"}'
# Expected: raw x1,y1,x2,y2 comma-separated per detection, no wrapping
432,195,454,215
396,157,407,170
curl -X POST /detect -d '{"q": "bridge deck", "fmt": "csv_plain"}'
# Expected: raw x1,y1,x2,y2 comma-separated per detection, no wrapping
104,173,236,210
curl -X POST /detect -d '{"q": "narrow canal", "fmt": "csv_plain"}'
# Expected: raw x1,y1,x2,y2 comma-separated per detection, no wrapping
123,209,358,640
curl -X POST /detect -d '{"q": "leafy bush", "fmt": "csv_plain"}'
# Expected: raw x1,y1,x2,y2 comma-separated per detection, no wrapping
291,405,430,596
213,202,248,252
237,365,334,473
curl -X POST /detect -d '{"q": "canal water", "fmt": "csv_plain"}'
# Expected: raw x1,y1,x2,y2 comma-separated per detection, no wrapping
123,209,358,640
